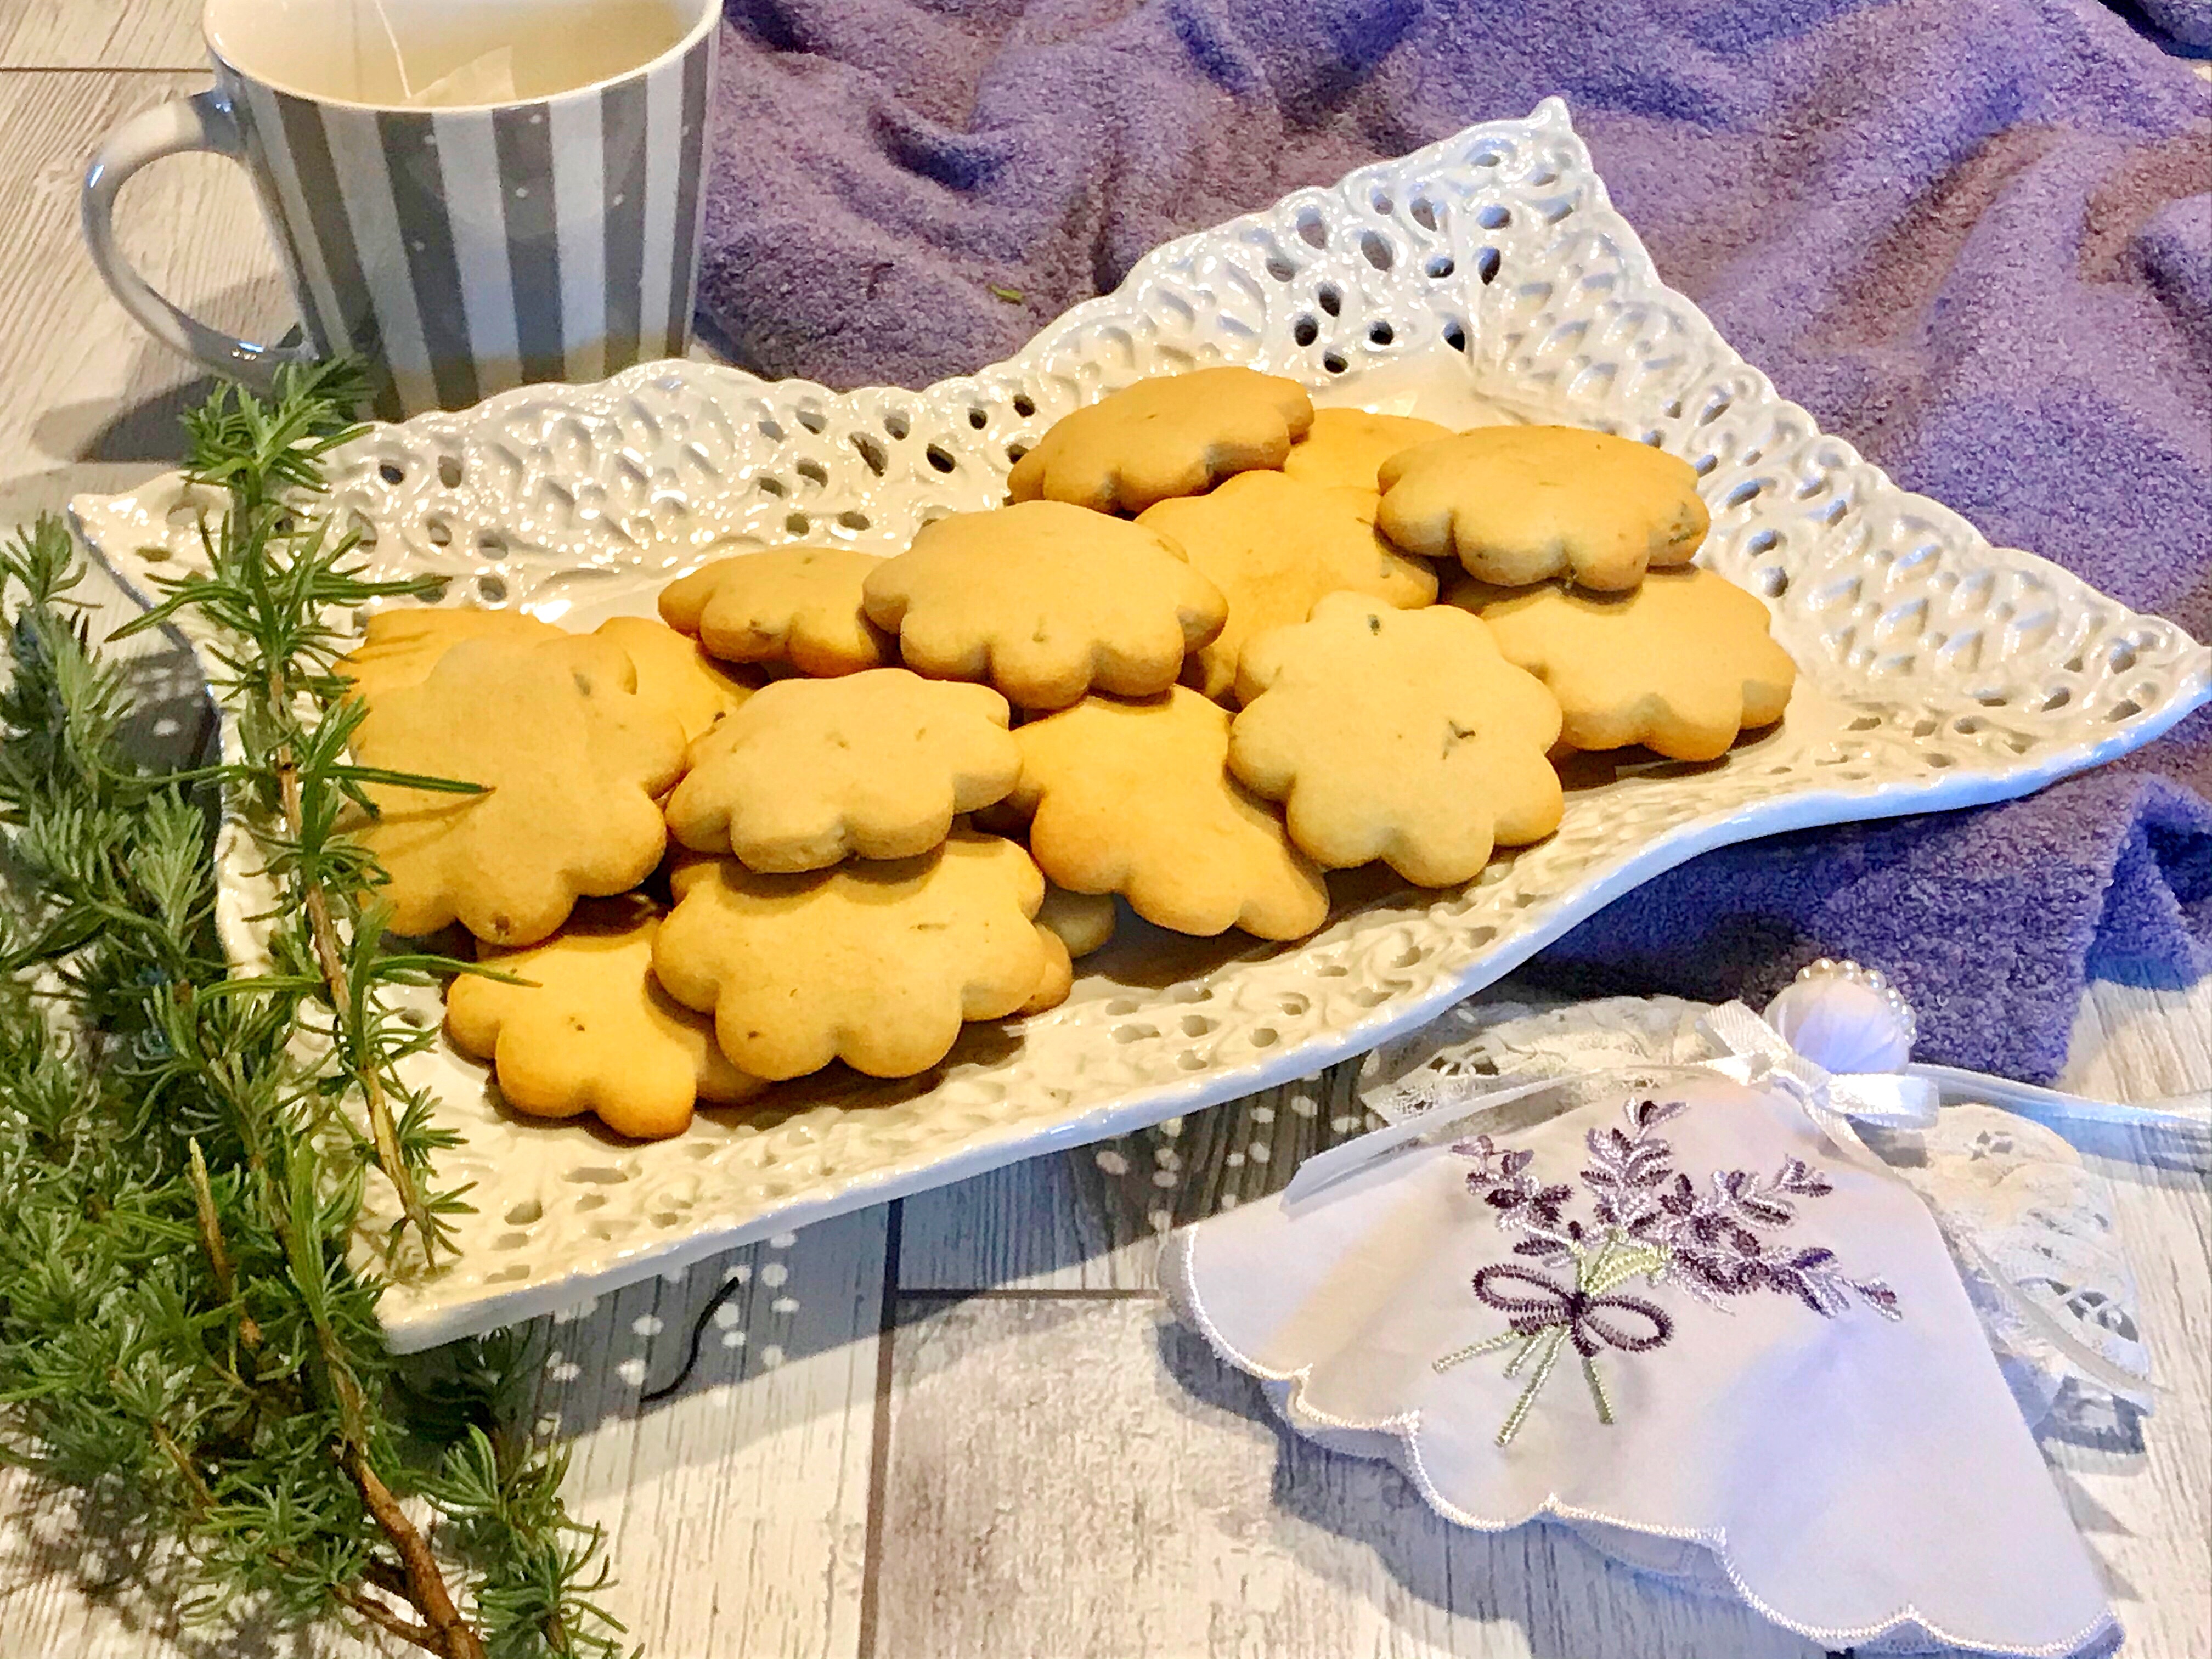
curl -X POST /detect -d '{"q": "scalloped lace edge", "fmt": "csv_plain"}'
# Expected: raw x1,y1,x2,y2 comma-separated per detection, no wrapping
1158,1228,2120,1659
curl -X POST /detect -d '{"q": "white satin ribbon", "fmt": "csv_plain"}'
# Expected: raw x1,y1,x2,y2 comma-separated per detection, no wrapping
1282,1067,1626,1206
1696,1000,1940,1149
1906,1063,2211,1140
1282,998,2184,1209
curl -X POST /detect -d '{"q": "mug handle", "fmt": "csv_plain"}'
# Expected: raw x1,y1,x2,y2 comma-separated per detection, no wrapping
81,89,318,389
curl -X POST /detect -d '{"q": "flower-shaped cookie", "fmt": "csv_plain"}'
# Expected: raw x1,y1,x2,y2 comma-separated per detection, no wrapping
1138,471,1437,701
1280,407,1454,493
1007,368,1314,514
664,668,1020,871
1015,885,1118,1015
860,501,1227,709
445,896,764,1140
1378,425,1709,591
595,615,757,744
651,830,1049,1079
1010,687,1329,940
1451,567,1797,760
658,546,893,676
1037,885,1116,958
338,605,565,703
1229,594,1564,888
1018,926,1076,1017
348,633,685,945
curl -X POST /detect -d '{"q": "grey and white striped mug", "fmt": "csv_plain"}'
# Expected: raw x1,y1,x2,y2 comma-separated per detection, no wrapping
83,0,719,418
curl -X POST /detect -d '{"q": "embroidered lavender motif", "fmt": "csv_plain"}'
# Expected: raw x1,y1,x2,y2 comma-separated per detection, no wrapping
1436,1097,1902,1446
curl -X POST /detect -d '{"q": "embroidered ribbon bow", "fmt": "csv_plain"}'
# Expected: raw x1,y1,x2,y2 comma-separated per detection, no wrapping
1470,1261,1674,1358
1436,1232,1672,1446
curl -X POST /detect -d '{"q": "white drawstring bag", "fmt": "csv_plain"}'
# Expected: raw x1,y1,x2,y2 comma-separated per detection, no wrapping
1161,965,2164,1657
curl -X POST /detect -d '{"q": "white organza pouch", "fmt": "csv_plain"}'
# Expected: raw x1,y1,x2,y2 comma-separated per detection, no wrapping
1162,970,2155,1657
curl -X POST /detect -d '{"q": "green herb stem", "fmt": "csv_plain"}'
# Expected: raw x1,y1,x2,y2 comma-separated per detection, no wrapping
0,363,626,1658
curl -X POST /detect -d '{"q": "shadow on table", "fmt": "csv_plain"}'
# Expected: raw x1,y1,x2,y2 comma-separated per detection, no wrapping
516,1202,890,1446
2036,1463,2147,1605
34,280,292,474
893,1037,1413,1295
108,633,217,775
0,1475,333,1659
1150,1316,1824,1658
35,370,223,470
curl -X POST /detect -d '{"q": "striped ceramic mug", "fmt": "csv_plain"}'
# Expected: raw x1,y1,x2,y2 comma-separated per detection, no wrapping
83,0,719,418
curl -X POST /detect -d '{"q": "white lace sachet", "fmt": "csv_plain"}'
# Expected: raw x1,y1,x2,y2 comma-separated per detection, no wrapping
1355,985,2159,1427
1164,1036,2123,1655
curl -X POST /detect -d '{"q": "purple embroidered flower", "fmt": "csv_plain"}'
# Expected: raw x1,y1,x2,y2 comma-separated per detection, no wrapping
1458,1097,1902,1323
1441,1096,1903,1447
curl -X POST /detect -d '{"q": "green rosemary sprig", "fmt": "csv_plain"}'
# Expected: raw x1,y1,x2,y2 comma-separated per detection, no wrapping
119,359,469,1263
0,364,625,1657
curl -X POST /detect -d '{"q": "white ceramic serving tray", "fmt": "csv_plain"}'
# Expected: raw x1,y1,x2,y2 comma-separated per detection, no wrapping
77,100,2211,1351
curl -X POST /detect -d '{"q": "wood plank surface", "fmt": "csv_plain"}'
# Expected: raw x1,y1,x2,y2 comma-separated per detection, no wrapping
2046,980,2212,1659
0,70,291,510
0,2,201,71
896,1057,1383,1293
871,1295,1821,1659
541,1210,887,1659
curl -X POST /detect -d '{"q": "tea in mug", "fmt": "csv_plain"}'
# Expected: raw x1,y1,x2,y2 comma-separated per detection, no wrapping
256,0,693,106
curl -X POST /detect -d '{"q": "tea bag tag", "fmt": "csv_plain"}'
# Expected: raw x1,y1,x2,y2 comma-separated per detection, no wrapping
410,48,518,107
370,0,521,107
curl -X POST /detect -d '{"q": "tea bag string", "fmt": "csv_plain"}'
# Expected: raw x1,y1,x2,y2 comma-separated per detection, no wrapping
368,0,424,104
369,0,518,107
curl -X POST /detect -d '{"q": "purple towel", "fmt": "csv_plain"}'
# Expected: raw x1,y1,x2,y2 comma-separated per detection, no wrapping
698,0,2212,1081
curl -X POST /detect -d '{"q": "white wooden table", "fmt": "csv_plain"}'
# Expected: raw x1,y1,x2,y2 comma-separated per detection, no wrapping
1,15,2207,1656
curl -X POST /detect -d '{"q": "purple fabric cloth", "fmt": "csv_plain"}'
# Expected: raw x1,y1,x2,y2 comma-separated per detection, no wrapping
697,0,2212,1081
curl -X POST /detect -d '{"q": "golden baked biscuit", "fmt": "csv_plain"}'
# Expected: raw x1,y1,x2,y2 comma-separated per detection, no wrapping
445,896,764,1140
1377,425,1708,591
1017,924,1076,1017
1448,567,1796,760
347,633,685,945
665,669,1020,872
595,615,758,744
1010,687,1328,940
1230,593,1564,887
1280,407,1454,492
651,830,1049,1080
663,845,721,901
1138,471,1436,702
1007,368,1314,514
658,547,893,676
337,606,565,704
861,500,1227,709
1036,885,1117,958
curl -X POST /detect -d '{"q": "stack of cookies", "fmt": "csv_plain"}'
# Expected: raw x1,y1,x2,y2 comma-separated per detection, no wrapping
342,366,1796,1142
